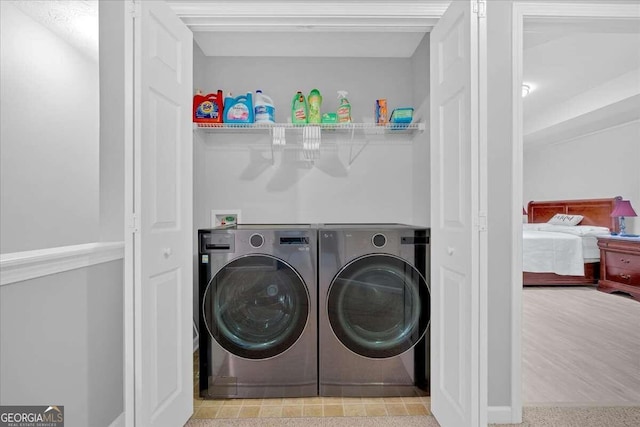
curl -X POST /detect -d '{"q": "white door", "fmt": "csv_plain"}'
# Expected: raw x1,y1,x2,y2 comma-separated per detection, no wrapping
430,1,486,426
133,1,193,426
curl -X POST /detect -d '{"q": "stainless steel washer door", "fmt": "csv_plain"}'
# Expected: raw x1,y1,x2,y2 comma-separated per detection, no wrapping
327,254,430,359
203,254,309,360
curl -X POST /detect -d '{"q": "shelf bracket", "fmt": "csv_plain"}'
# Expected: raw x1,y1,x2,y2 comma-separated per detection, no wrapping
302,125,321,162
348,138,371,166
270,126,286,165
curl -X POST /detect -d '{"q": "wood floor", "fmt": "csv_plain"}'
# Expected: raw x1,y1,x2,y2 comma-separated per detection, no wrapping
523,286,640,405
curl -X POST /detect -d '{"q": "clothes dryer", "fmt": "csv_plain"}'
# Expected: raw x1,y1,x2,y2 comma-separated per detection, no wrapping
319,224,430,397
198,225,317,398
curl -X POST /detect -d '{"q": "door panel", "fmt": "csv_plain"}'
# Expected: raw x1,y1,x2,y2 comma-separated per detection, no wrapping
135,1,193,426
430,1,482,426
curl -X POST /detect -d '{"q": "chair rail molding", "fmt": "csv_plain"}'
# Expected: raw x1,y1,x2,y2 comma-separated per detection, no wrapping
0,242,125,286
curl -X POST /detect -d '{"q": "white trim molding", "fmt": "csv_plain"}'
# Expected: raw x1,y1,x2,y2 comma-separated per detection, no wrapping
167,0,449,32
107,412,125,427
0,242,125,286
488,406,516,424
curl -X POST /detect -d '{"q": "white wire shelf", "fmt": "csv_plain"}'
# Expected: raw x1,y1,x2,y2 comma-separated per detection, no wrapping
193,122,425,132
193,122,425,165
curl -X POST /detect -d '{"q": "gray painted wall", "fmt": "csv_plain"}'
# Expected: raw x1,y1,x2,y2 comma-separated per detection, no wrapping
0,1,100,253
524,121,640,234
99,0,126,243
487,0,516,409
0,261,124,427
193,55,419,226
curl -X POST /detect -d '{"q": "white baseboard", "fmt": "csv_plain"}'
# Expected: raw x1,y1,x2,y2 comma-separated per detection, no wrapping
488,406,521,424
108,412,125,427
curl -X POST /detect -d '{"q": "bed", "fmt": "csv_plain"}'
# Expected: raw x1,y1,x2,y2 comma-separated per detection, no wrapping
523,198,619,286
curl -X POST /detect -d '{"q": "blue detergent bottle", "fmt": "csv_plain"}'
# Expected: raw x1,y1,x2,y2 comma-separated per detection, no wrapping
223,92,254,123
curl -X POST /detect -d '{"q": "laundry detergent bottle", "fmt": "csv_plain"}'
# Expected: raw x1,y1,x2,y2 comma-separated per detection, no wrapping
307,89,322,124
291,91,308,124
223,92,254,123
193,90,224,123
254,90,276,123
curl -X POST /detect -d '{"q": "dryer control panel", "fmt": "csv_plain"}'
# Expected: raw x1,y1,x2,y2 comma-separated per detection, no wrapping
200,232,234,253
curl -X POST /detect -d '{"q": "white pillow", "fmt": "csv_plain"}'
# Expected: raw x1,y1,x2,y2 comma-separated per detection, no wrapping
547,213,584,226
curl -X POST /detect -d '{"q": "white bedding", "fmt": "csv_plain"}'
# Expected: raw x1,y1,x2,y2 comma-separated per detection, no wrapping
522,224,610,276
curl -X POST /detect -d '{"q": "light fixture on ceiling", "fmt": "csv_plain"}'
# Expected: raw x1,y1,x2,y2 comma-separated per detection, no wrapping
522,84,531,97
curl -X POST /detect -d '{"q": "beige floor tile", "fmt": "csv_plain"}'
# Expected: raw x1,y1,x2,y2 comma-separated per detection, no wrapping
215,406,241,419
323,404,344,417
282,405,304,418
401,396,424,404
343,404,367,417
406,403,430,415
322,397,343,404
199,400,224,408
385,403,408,416
341,397,362,405
193,407,219,419
221,399,243,406
382,397,405,404
360,397,384,404
261,398,283,406
303,397,323,405
193,399,203,408
303,405,323,417
259,406,283,418
238,406,261,418
364,404,387,417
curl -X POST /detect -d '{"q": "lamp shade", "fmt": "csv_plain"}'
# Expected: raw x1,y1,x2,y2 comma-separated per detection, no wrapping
611,200,637,217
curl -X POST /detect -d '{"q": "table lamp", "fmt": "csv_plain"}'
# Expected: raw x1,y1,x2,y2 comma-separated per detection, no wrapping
611,199,637,236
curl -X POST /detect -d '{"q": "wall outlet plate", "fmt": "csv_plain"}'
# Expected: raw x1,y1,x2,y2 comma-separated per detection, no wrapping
211,209,241,227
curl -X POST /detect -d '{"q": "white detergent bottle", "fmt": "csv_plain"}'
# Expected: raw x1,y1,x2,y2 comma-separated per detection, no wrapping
254,90,276,123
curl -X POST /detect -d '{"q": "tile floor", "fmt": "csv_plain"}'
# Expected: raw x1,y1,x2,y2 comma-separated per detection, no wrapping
192,396,431,420
192,352,431,420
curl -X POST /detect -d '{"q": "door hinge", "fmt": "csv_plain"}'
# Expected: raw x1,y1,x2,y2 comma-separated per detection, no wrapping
129,213,139,233
473,0,486,18
475,211,488,232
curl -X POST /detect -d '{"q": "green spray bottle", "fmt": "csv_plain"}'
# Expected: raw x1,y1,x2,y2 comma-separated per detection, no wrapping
336,90,351,123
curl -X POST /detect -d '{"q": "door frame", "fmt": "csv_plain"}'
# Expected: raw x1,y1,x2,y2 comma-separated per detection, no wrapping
511,1,640,421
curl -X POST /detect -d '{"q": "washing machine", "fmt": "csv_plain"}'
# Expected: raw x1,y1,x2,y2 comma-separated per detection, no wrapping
198,225,317,399
319,224,430,397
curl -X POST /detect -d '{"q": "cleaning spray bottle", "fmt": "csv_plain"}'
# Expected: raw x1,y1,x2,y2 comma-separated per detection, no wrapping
336,90,351,123
291,91,308,124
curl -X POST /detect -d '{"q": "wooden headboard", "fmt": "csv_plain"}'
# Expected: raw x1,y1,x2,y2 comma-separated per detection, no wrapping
527,197,620,232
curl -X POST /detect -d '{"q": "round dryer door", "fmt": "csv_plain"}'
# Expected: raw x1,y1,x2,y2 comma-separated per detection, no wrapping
203,254,309,360
327,254,430,359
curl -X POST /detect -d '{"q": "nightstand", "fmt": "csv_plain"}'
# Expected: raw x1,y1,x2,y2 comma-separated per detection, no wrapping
597,237,640,301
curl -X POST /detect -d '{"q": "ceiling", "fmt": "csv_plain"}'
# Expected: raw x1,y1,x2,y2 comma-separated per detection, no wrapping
523,18,640,147
9,0,98,61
